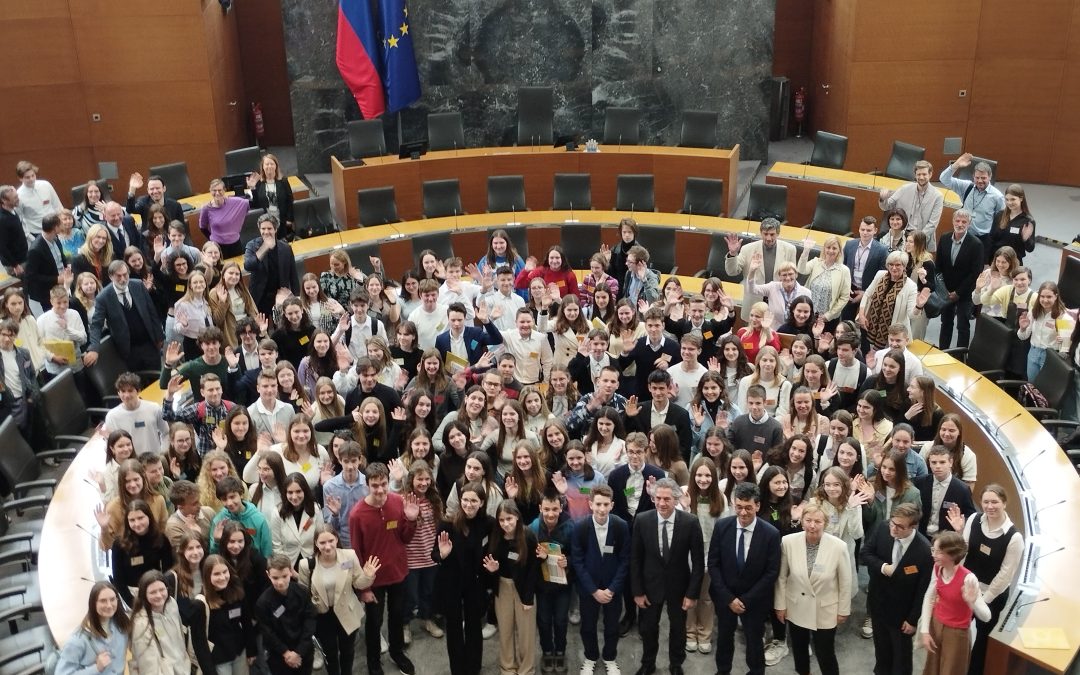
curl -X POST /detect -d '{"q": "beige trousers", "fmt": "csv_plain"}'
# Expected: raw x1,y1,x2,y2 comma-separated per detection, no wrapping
684,571,715,643
495,577,537,675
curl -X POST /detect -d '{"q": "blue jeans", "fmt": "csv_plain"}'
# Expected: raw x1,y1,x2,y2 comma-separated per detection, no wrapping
1027,346,1048,383
403,565,438,620
536,585,572,654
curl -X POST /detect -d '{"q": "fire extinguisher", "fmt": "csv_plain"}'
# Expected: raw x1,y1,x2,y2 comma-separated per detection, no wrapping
251,102,265,141
793,87,806,138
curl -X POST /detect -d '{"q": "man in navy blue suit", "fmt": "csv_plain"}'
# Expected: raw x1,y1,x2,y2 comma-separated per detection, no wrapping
433,301,502,366
571,485,630,675
841,216,888,323
708,482,782,675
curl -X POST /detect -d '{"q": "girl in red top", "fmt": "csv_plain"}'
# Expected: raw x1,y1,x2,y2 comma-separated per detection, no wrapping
736,300,781,363
919,531,991,675
515,246,579,300
401,459,444,639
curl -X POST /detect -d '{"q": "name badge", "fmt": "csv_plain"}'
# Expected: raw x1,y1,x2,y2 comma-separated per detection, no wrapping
812,563,824,572
623,487,635,496
372,439,380,447
742,342,754,350
299,335,310,345
507,551,519,561
470,340,479,349
302,517,313,531
557,280,566,288
702,331,713,340
875,492,886,502
134,420,146,428
130,556,144,565
481,536,489,547
175,284,185,292
436,323,445,332
341,560,353,569
904,565,919,575
301,462,311,472
579,486,591,494
979,543,992,555
228,607,241,619
765,399,776,406
529,352,539,359
273,605,286,618
394,358,404,366
753,436,765,444
601,545,614,554
386,520,398,530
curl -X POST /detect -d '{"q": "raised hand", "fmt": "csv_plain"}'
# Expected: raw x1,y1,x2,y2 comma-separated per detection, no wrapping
551,471,568,494
504,475,519,499
212,518,225,542
1022,221,1035,241
166,374,185,398
475,301,490,323
945,503,966,532
725,232,742,255
637,298,649,314
245,172,260,190
164,341,184,366
370,256,383,274
300,399,314,417
437,531,453,559
272,423,287,444
624,395,640,417
362,554,381,577
524,256,538,271
691,403,706,427
402,492,420,520
169,454,182,479
325,494,342,516
482,554,500,573
336,343,353,370
93,502,110,529
212,426,228,450
391,406,408,422
128,172,144,193
707,356,721,372
954,152,973,169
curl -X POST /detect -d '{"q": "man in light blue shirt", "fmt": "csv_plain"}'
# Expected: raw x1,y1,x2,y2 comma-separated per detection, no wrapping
939,153,1004,246
321,442,369,548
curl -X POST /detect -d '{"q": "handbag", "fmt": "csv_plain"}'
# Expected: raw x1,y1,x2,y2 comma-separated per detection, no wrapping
922,273,948,319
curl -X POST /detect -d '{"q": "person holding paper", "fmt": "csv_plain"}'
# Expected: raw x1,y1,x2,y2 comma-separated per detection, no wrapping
528,492,575,673
434,301,503,368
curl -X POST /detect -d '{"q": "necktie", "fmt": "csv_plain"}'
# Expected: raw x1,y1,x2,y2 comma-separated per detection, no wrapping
892,539,902,566
661,520,670,560
737,527,746,571
119,289,130,309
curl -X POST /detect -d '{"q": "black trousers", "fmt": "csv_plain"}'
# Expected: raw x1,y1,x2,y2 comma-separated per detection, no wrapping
314,611,355,675
442,587,486,675
938,296,974,349
788,622,838,675
715,605,767,675
364,583,406,670
968,593,1008,675
638,595,687,669
579,592,622,662
266,651,313,675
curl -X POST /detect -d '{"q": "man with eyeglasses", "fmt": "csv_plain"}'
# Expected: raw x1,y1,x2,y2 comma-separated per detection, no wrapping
0,319,40,439
860,502,932,675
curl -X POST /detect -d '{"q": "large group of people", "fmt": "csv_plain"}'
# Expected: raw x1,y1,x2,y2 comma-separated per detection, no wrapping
0,156,1071,675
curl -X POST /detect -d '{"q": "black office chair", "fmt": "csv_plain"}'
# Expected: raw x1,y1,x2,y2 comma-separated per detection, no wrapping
0,615,55,675
679,110,718,148
1059,255,1080,309
224,146,263,176
615,174,655,212
346,243,381,275
808,192,855,236
881,141,926,180
636,226,677,274
427,111,466,151
487,175,527,213
517,87,554,146
808,131,848,170
234,208,265,247
552,174,591,211
357,186,400,227
0,418,74,501
560,224,602,270
998,350,1076,428
40,371,108,449
493,226,529,260
347,119,387,159
148,162,193,199
422,179,464,218
293,196,337,238
84,337,159,408
951,156,998,182
602,107,641,146
942,314,1013,380
694,233,745,281
70,179,111,208
679,177,724,217
412,232,454,263
746,183,788,222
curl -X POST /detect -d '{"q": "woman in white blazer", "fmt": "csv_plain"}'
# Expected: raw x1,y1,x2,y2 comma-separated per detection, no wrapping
298,524,380,675
796,234,851,329
857,251,918,350
774,503,851,675
270,472,325,566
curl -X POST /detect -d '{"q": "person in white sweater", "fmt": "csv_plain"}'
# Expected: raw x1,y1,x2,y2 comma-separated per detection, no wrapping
36,285,87,378
103,372,170,454
407,279,449,350
129,571,190,675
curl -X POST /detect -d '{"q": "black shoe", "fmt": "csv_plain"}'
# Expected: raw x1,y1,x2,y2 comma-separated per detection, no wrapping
631,666,655,675
391,653,415,675
670,666,684,675
618,615,635,637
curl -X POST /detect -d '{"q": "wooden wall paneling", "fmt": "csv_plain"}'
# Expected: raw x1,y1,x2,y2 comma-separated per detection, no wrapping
809,0,856,134
202,1,248,155
963,124,1055,183
487,152,578,214
584,154,652,211
1048,129,1080,185
850,0,980,62
0,20,81,86
525,226,561,259
773,0,814,129
975,0,1071,60
378,239,414,280
0,85,91,152
1048,58,1080,186
83,82,217,147
232,0,294,146
674,231,710,277
847,61,973,126
69,0,200,17
843,123,968,176
71,15,209,85
4,0,73,19
89,143,222,197
967,59,1063,126
450,230,489,264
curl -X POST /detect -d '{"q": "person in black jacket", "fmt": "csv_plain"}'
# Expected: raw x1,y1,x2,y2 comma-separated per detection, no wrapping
23,213,68,309
433,482,497,675
109,500,175,606
126,173,185,225
624,369,693,463
604,218,639,299
247,153,295,240
256,554,317,675
243,214,299,316
484,499,541,675
935,209,984,349
913,446,977,537
0,185,28,276
190,553,258,675
616,308,679,397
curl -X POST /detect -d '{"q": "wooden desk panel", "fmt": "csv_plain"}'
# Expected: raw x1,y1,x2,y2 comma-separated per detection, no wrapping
334,146,740,228
767,162,960,239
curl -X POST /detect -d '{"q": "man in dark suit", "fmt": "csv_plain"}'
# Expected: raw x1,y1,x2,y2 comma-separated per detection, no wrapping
0,318,41,439
0,185,28,276
606,433,665,637
616,307,680,397
708,481,782,675
913,445,977,536
629,477,704,675
623,369,693,461
243,214,300,316
571,485,631,674
841,216,889,321
434,301,502,366
126,172,185,225
567,328,613,396
936,209,985,349
23,213,69,308
860,502,932,675
664,293,735,365
84,260,164,371
102,201,146,260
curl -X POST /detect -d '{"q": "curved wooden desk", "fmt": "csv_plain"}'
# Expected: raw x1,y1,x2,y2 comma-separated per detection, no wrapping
766,162,962,240
331,145,741,228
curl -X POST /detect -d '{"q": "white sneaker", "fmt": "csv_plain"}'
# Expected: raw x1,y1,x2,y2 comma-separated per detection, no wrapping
381,634,389,654
685,639,698,652
579,660,595,675
482,624,497,639
604,662,621,675
402,626,412,646
861,616,873,639
568,608,581,625
763,639,788,666
697,641,712,654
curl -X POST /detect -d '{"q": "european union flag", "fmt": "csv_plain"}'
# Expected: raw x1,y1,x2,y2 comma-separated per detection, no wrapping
377,0,421,114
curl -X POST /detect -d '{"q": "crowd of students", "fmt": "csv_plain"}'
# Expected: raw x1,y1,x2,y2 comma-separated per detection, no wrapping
3,160,1070,675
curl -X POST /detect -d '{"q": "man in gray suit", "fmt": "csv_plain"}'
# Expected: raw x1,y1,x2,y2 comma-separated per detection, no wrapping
724,218,798,322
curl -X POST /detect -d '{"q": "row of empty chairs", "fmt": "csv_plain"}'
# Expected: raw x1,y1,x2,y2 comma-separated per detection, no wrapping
355,174,726,226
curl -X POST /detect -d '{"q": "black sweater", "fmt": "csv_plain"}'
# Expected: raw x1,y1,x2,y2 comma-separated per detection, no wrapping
255,581,317,661
110,535,175,605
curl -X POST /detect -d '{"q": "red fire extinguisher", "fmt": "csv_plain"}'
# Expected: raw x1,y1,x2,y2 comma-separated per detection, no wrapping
251,102,265,141
793,87,806,138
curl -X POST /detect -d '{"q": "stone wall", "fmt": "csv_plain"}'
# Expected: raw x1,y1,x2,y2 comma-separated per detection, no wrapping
283,0,776,172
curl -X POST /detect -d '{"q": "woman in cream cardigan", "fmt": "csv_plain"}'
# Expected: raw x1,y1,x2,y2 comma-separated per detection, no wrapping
796,235,851,331
129,571,190,675
298,523,381,675
774,503,851,675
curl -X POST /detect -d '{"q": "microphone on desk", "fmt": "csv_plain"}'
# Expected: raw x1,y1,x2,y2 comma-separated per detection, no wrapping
959,374,983,405
618,134,623,152
1013,596,1050,616
76,523,100,543
993,411,1023,436
687,204,693,229
630,203,635,219
511,204,516,225
1021,447,1047,473
80,577,98,584
1001,595,1051,632
1033,545,1065,564
1036,498,1067,516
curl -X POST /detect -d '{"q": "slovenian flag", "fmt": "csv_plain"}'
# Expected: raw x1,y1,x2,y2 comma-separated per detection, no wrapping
336,0,421,119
